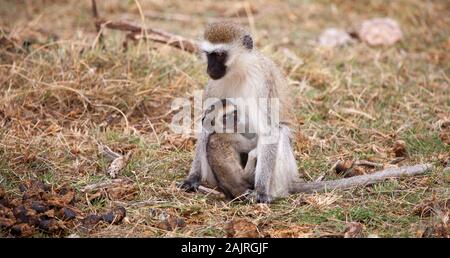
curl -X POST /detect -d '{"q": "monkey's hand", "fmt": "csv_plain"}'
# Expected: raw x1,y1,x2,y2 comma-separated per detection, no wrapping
255,192,273,204
241,189,273,204
178,130,210,192
177,178,199,192
241,189,257,203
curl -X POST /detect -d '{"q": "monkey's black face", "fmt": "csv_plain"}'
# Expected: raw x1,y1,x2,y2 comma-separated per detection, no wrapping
206,51,228,80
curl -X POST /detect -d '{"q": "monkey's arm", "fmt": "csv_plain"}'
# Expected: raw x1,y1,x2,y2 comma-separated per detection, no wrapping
291,164,432,193
178,130,210,191
243,149,257,184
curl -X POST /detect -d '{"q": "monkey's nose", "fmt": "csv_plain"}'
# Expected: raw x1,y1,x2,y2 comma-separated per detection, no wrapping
207,67,226,80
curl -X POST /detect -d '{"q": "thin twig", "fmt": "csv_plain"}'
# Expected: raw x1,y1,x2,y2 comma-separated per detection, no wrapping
198,185,223,196
144,11,251,23
81,179,132,192
354,160,383,168
95,19,199,53
91,0,103,45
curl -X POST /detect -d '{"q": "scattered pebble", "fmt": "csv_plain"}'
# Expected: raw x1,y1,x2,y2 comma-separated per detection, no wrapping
357,17,403,46
319,28,354,47
0,180,128,237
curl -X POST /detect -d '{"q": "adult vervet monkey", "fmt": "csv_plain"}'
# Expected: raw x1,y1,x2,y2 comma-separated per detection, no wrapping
178,22,431,203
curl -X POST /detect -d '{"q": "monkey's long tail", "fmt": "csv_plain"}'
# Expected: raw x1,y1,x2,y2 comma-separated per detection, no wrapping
291,163,433,194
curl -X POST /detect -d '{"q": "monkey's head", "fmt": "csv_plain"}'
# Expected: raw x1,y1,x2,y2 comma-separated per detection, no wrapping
200,22,253,80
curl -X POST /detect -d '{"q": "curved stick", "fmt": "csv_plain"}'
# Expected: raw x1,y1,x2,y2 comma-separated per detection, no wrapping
292,164,433,193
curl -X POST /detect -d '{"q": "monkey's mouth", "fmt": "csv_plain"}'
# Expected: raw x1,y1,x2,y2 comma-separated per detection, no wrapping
207,67,227,80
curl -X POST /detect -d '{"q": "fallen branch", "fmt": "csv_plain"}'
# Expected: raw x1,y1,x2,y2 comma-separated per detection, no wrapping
198,185,223,196
144,10,251,24
95,19,199,53
353,160,383,168
91,0,103,45
90,0,198,53
293,163,433,193
81,179,132,192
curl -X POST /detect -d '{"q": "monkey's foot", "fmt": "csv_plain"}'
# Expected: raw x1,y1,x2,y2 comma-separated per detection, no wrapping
240,190,273,204
255,192,273,204
177,180,199,192
240,189,257,203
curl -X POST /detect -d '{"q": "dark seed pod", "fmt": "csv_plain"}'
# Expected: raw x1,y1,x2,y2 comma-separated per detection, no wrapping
61,207,77,220
38,219,61,233
101,206,126,224
0,188,5,199
13,205,38,225
0,217,15,228
81,214,102,227
18,184,28,193
11,223,35,237
30,201,48,213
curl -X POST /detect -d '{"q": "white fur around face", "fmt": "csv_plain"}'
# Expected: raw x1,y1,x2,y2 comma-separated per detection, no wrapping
199,41,231,53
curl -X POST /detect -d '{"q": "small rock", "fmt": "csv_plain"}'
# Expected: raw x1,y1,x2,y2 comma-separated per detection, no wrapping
319,28,354,47
357,18,403,46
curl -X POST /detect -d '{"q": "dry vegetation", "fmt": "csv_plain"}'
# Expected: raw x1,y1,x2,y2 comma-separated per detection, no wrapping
0,0,449,237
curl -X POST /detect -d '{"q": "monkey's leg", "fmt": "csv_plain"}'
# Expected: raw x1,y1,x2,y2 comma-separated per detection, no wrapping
254,140,278,203
243,149,257,184
254,126,297,203
207,134,254,200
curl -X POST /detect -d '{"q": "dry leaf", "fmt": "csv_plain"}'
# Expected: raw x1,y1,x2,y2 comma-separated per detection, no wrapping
413,197,449,217
335,160,353,175
265,225,313,238
392,140,407,158
83,179,138,202
344,222,365,238
225,219,260,238
439,131,450,145
156,212,186,231
107,152,132,178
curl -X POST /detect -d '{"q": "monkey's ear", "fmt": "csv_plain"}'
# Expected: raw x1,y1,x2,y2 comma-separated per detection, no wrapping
243,35,253,50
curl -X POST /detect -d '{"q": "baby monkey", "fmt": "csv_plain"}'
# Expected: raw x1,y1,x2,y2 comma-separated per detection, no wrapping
202,99,257,200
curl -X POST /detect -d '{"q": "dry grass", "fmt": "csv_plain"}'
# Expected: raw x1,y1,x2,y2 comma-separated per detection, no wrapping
0,0,448,237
